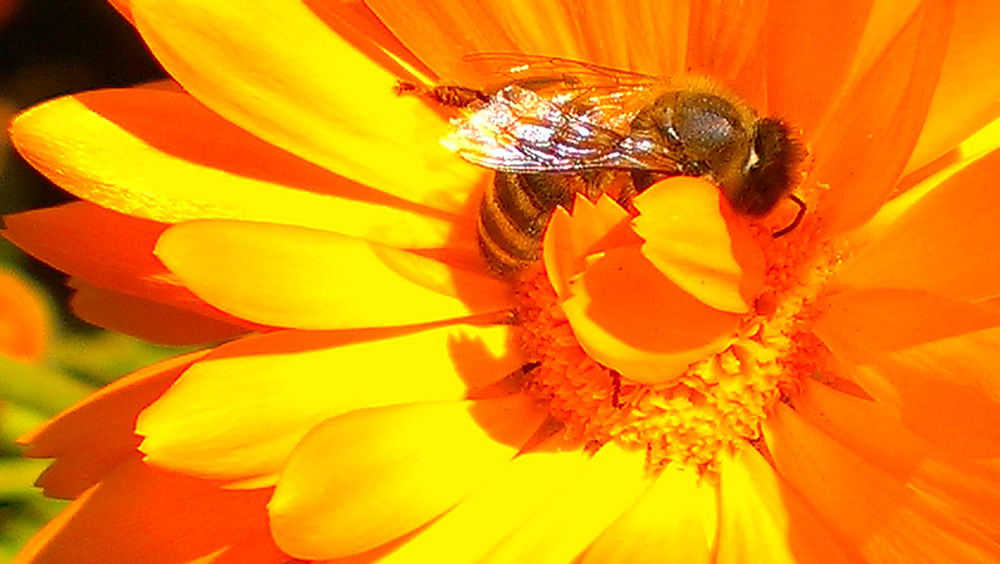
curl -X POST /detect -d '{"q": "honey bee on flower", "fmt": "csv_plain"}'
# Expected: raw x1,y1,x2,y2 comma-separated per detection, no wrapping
402,55,804,274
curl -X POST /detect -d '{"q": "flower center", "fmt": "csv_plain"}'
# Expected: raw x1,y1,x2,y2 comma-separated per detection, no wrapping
514,232,833,476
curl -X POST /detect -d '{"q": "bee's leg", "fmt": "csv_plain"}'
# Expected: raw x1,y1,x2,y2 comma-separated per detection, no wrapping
394,81,489,108
772,194,807,238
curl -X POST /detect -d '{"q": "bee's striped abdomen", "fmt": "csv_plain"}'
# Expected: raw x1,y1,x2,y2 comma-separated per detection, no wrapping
478,173,578,275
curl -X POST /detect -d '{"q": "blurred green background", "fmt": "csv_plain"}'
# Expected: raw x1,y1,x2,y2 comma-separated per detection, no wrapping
0,1,186,560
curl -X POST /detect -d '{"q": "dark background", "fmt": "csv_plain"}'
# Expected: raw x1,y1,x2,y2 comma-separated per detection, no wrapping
0,0,165,318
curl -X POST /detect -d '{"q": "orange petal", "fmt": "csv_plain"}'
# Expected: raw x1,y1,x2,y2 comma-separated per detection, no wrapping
268,396,547,560
810,0,954,236
686,0,768,84
832,146,1000,302
814,289,1000,458
562,246,739,384
130,0,483,213
765,403,1000,563
762,0,873,136
154,220,511,330
796,376,1000,536
108,0,133,23
8,89,469,249
367,451,589,564
908,0,1000,172
570,0,690,76
137,324,522,483
19,351,205,499
365,0,584,82
580,463,716,564
472,444,649,564
716,446,860,564
16,456,289,564
69,281,249,346
632,178,764,313
0,267,50,362
2,202,246,324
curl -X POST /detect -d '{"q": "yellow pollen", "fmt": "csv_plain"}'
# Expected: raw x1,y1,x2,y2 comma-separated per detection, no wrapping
514,260,819,475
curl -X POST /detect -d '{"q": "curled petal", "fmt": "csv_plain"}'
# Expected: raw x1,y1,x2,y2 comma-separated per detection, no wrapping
632,178,764,314
542,194,636,300
562,246,739,384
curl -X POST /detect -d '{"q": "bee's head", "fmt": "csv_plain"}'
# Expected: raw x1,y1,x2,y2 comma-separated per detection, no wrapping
733,118,803,216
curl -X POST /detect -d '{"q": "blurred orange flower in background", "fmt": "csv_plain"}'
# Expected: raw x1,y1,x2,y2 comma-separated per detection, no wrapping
6,0,1000,563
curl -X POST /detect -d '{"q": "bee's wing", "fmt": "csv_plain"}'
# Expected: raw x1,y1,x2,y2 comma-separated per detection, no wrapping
444,84,683,173
460,53,658,93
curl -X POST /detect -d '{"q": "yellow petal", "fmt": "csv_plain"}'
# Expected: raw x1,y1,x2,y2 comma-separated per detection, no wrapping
154,220,511,330
131,0,483,212
136,324,521,482
476,444,650,564
765,404,1000,563
373,451,588,564
21,352,205,500
832,146,1000,302
716,446,857,564
8,89,469,249
268,396,547,560
581,463,716,564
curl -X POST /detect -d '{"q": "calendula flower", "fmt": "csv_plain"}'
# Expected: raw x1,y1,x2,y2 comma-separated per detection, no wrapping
6,0,1000,562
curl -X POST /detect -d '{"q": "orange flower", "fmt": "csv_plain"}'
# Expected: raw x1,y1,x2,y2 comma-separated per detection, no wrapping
6,0,1000,563
0,266,50,363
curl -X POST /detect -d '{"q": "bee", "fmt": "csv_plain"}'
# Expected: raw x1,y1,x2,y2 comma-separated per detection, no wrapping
401,56,804,275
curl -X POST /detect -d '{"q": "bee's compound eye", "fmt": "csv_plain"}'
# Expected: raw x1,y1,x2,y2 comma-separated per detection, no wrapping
674,94,744,152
